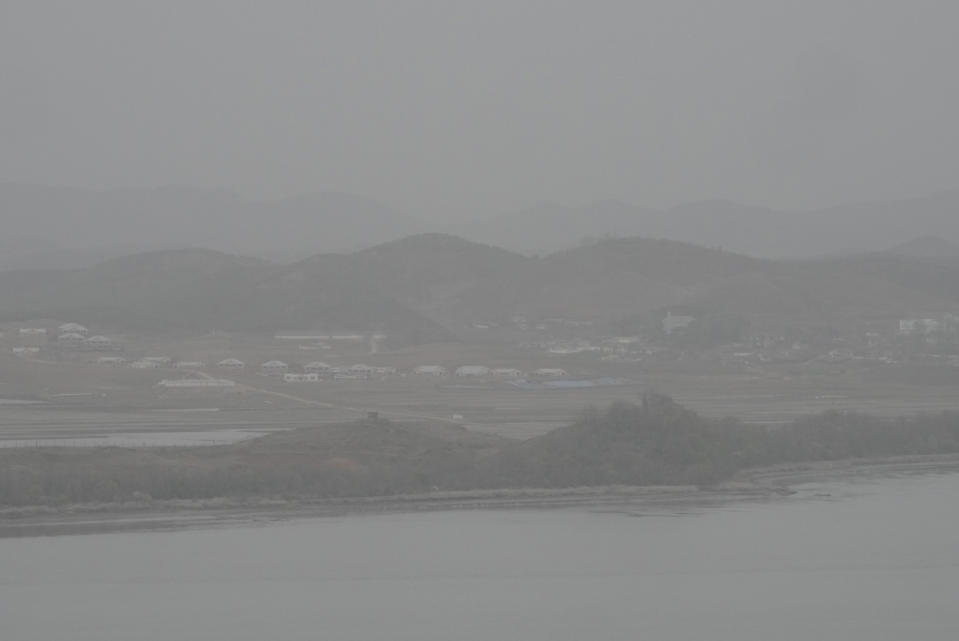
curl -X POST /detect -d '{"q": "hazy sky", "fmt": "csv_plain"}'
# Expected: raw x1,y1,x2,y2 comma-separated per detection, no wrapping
2,1,958,219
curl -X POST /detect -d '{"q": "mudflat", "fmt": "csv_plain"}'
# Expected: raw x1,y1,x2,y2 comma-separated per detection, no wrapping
4,454,959,538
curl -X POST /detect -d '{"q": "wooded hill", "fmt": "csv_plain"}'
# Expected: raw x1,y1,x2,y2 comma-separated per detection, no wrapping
1,233,958,339
3,395,959,507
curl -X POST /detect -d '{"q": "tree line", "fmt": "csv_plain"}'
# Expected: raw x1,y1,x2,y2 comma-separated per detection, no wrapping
2,395,959,507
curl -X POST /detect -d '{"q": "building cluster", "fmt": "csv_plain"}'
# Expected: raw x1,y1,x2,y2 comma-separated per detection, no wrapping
411,365,567,379
258,361,399,381
504,315,595,333
5,323,580,386
263,362,569,383
897,314,959,340
155,359,570,384
54,323,122,352
157,378,236,388
8,322,122,355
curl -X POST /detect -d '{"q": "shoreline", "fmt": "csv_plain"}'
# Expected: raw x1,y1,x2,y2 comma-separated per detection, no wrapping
4,453,959,538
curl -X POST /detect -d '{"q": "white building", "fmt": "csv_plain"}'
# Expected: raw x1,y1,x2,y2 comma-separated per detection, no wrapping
58,323,88,336
142,356,173,367
372,366,397,376
303,361,332,375
97,356,127,366
333,373,367,381
86,335,115,351
899,318,942,335
174,361,205,369
532,368,568,378
157,378,236,388
260,360,289,376
130,359,161,369
57,332,87,349
12,347,40,356
663,312,695,335
18,328,47,336
492,368,523,378
217,358,245,370
454,365,491,377
412,365,447,376
283,373,320,383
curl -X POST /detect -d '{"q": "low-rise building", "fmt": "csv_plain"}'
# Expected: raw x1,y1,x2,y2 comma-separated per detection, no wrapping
57,332,87,349
58,323,89,336
174,361,205,369
260,360,289,376
455,365,491,377
86,335,117,351
532,368,568,378
12,346,40,356
303,361,332,375
899,318,942,335
663,312,695,335
333,373,367,381
283,373,320,383
413,365,447,376
372,366,397,376
142,356,173,367
157,378,236,388
217,358,245,370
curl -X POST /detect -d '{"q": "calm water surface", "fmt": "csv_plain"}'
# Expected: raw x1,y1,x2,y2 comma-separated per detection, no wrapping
2,472,958,640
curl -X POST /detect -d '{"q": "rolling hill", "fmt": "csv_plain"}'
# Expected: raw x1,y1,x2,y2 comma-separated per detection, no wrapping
452,191,959,258
297,234,959,330
0,183,423,269
0,248,453,343
884,236,959,260
2,233,959,339
6,182,959,270
306,234,532,324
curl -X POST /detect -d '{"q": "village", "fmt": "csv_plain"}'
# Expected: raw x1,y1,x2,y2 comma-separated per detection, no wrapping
7,309,959,387
3,307,959,427
4,321,583,386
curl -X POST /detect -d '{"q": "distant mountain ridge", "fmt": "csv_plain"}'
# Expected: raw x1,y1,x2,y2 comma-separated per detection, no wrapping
2,233,958,339
0,183,423,270
3,183,959,271
451,191,959,258
884,236,959,259
0,247,453,344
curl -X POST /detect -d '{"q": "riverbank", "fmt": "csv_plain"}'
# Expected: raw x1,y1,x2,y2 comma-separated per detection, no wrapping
4,453,959,538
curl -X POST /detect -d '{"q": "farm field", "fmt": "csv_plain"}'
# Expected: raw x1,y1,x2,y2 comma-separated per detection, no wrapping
4,361,959,446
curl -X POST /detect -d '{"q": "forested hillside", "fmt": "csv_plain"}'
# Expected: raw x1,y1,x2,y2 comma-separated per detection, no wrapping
3,396,959,507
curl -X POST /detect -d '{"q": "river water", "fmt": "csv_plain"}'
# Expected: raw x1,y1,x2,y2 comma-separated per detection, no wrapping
1,471,958,640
